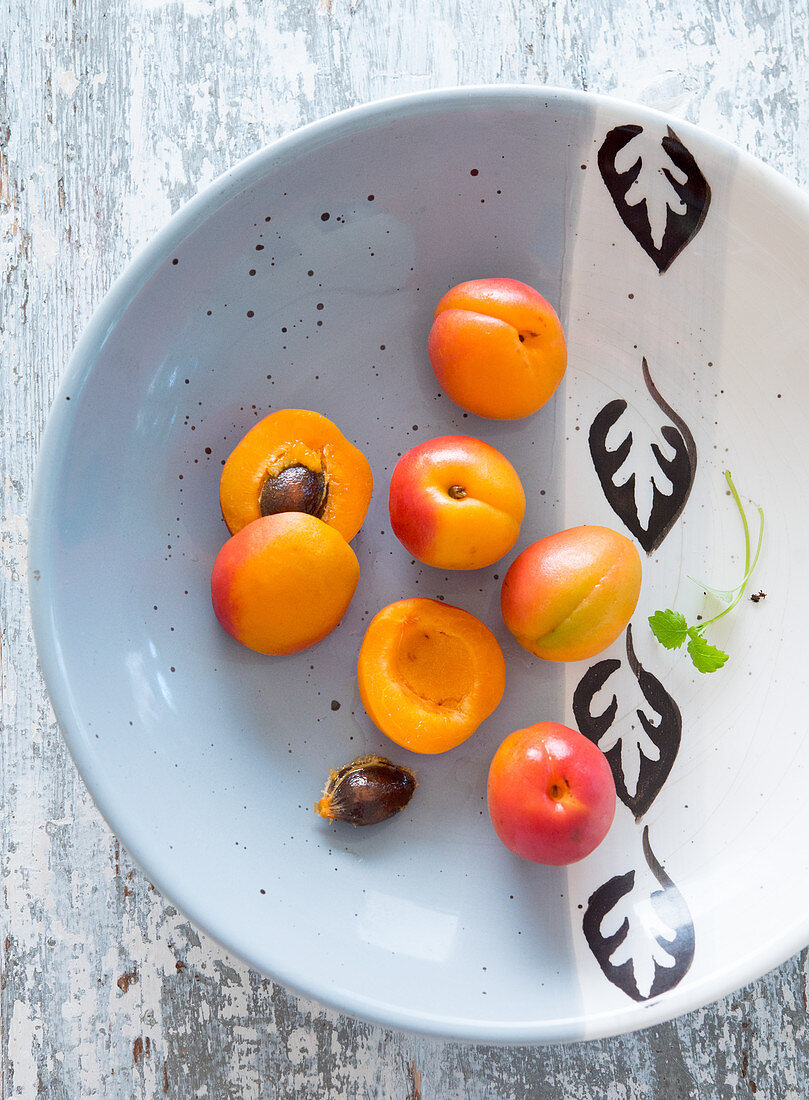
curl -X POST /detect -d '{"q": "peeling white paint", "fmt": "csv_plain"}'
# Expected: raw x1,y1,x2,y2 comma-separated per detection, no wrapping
55,69,80,96
136,0,222,13
31,217,59,266
8,999,40,1091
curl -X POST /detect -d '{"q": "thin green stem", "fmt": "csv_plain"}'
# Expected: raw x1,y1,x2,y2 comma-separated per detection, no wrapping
697,470,764,631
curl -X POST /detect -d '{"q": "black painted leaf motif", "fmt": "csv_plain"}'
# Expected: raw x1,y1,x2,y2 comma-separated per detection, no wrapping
589,358,697,553
583,826,695,1002
598,123,711,272
572,624,681,820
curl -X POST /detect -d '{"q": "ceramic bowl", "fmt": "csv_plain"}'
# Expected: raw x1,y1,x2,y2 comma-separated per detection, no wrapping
29,86,809,1042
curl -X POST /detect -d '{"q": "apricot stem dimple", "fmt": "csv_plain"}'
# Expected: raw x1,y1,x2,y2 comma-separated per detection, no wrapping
259,463,328,519
448,484,467,500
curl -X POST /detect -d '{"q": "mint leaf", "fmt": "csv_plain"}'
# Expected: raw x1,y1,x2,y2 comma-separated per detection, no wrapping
648,609,688,650
686,632,729,673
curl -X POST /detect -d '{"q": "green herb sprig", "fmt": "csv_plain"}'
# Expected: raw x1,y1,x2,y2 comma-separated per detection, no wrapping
648,470,764,674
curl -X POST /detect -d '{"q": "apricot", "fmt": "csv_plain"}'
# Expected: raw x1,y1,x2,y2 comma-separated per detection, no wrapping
487,722,616,865
357,598,506,754
388,435,526,570
500,526,642,662
211,512,359,655
219,408,373,541
427,278,567,420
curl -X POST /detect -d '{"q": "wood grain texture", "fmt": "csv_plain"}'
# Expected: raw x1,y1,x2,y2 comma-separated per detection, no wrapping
2,0,808,1095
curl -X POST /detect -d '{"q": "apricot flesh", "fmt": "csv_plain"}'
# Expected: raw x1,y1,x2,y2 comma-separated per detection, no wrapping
211,512,359,655
219,408,373,541
357,597,506,754
428,278,567,420
500,526,642,662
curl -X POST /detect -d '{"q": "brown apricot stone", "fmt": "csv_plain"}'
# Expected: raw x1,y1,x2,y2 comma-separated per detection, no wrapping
314,754,417,826
258,463,328,519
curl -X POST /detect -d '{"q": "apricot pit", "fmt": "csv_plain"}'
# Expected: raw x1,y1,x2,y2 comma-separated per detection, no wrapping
315,754,417,826
259,463,328,519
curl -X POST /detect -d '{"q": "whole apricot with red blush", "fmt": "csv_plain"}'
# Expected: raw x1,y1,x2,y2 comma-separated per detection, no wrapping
388,435,526,570
500,526,641,662
428,278,566,420
357,597,506,754
487,722,616,865
211,512,359,655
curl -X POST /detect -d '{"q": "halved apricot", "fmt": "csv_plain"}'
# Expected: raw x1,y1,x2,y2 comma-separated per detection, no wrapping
357,597,506,754
219,408,373,541
211,512,359,655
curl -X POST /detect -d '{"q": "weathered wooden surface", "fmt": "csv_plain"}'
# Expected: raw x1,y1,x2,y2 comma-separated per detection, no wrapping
2,0,809,1095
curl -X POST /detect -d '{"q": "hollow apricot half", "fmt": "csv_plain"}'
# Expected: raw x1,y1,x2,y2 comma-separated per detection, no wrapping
219,408,373,541
357,597,506,754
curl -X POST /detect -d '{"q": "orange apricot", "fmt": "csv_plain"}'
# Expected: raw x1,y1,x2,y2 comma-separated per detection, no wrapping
388,435,526,570
428,278,567,420
357,597,506,754
211,512,359,655
500,526,642,662
219,408,373,541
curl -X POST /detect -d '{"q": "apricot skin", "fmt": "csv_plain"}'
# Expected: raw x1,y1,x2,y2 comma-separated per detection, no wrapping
428,278,567,420
388,435,526,570
211,513,359,655
500,526,642,662
357,597,506,754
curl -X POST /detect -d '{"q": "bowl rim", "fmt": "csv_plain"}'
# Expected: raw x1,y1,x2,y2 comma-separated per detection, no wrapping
28,82,809,1044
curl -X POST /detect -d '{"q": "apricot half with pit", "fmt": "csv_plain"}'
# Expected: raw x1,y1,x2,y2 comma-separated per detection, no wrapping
219,408,373,541
357,597,506,754
211,512,359,655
